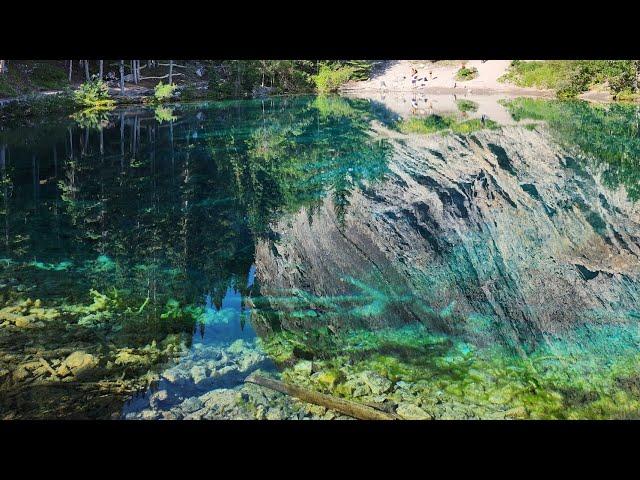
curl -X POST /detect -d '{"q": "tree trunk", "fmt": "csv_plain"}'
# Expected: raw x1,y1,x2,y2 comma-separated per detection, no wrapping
68,128,74,161
99,60,104,80
0,60,6,74
68,60,73,82
119,60,125,95
84,60,90,81
245,373,399,420
235,61,241,96
119,112,125,163
168,60,173,84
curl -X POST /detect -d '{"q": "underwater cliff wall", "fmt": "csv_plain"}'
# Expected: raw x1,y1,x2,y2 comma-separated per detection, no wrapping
254,124,640,353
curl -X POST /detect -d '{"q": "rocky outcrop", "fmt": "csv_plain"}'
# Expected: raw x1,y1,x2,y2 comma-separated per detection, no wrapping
254,124,640,351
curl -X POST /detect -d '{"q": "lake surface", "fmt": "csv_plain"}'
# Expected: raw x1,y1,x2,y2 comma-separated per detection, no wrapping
1,95,639,419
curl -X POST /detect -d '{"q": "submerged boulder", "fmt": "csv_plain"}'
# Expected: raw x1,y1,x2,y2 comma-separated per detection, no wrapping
360,371,392,395
114,350,151,367
293,360,313,376
396,403,432,420
62,351,99,378
190,365,207,384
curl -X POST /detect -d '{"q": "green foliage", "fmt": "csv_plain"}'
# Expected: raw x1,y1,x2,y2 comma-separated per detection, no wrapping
501,60,574,89
0,92,75,128
451,118,499,134
71,108,110,129
320,60,372,80
614,90,640,102
456,99,479,113
154,105,177,123
312,95,360,118
504,97,640,200
153,81,177,102
207,60,316,99
502,60,640,99
397,114,499,135
312,65,356,94
30,62,68,90
73,80,114,109
455,66,478,81
0,62,67,99
399,114,453,134
0,75,16,97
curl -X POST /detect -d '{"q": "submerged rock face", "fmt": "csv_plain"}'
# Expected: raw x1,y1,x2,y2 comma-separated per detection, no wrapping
254,125,640,350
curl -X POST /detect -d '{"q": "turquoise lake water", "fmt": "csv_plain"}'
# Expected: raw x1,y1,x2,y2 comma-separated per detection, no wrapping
1,95,639,419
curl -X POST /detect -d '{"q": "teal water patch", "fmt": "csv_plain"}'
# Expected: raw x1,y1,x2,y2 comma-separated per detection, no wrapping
0,96,639,419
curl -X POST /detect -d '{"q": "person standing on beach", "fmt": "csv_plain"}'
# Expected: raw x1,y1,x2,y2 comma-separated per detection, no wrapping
410,66,418,88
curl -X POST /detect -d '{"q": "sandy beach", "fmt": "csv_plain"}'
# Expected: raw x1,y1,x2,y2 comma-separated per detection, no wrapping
341,60,555,97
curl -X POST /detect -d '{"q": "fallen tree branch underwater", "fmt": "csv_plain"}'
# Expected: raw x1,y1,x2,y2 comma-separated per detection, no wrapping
245,373,400,420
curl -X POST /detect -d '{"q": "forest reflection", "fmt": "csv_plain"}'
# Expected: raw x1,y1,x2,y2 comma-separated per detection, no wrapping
0,96,393,342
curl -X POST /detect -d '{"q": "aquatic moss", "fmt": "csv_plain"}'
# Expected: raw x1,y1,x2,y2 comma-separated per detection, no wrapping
265,321,640,419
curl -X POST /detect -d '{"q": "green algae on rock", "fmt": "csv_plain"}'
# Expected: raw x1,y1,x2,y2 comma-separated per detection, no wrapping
260,321,640,420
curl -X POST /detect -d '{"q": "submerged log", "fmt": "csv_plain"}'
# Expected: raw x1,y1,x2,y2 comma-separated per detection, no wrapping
245,373,399,420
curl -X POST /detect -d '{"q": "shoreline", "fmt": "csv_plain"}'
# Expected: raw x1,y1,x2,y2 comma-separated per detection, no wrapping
341,85,556,98
0,85,631,131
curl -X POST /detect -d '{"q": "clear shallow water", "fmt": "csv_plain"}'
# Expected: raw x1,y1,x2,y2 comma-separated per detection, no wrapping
0,95,639,419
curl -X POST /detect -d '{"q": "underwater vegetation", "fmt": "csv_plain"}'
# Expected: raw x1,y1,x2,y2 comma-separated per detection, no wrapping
0,277,191,419
259,322,640,419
